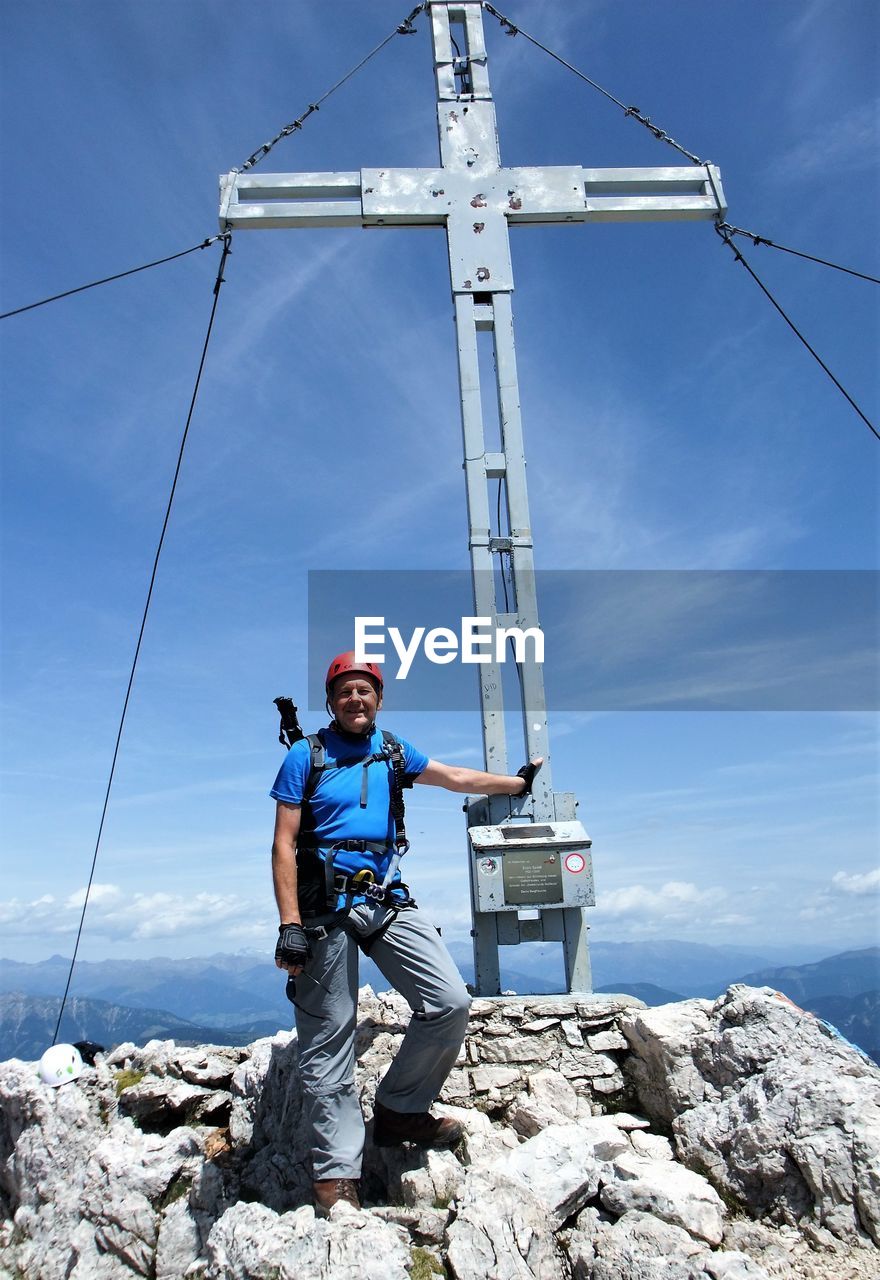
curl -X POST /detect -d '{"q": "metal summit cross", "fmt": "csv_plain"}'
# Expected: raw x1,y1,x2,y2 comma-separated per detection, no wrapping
220,1,726,995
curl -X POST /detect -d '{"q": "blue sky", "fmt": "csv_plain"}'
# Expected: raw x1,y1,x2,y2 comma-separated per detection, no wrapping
1,0,877,969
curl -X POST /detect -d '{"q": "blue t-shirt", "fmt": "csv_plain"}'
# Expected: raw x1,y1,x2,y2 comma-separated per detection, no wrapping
270,725,428,880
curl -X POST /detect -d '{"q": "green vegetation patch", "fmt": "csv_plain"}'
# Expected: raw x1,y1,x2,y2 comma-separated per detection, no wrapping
410,1246,447,1279
158,1172,193,1212
114,1068,145,1096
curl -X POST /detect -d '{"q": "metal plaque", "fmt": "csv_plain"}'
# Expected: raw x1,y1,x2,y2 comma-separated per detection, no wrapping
502,849,564,905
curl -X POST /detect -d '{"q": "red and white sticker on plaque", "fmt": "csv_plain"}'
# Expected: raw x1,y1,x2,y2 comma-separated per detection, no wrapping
564,851,586,874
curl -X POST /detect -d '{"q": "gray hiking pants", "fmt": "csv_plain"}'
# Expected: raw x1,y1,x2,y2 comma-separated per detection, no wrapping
290,901,471,1180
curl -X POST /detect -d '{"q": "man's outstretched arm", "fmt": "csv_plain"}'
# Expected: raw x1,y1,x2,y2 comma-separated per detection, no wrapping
415,757,543,796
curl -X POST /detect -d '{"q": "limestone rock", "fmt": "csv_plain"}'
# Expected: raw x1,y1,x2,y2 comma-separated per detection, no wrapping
611,1111,652,1131
591,1209,705,1278
446,1169,563,1279
154,1197,203,1280
498,1123,602,1229
576,995,646,1020
602,1151,726,1245
400,1148,465,1209
575,1115,630,1162
461,1121,521,1171
0,1052,215,1280
232,1032,310,1212
471,1065,522,1093
587,1028,629,1052
118,1076,232,1129
277,1202,412,1280
589,1210,771,1280
630,1130,675,1161
622,998,716,1123
563,1225,596,1280
480,1035,554,1065
2,983,878,1280
227,1031,295,1147
509,1067,580,1136
431,1101,492,1142
106,1038,179,1076
439,1067,472,1101
591,1067,627,1094
561,1019,585,1048
370,1203,449,1245
172,1047,245,1088
621,985,880,1245
205,1201,314,1279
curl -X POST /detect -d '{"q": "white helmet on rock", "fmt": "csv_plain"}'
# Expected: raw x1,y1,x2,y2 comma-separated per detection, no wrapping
38,1043,84,1087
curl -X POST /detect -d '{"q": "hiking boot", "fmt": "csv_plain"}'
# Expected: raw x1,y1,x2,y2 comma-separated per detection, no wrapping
313,1178,360,1217
372,1099,463,1149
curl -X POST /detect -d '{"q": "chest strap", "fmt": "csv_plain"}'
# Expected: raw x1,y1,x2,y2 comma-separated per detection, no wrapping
299,838,391,856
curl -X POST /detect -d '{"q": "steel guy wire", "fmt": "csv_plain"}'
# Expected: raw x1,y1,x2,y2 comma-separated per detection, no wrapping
0,236,225,321
717,223,880,285
481,2,708,166
51,233,234,1046
714,225,879,444
235,3,427,173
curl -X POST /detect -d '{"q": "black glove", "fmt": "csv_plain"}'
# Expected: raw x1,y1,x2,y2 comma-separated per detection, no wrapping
275,922,311,968
516,760,540,795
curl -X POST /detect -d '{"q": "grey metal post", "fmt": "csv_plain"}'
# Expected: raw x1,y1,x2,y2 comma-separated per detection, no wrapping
432,1,586,993
218,0,726,996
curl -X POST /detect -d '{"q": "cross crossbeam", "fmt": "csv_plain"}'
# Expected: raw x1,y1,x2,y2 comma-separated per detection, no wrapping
222,165,724,292
222,165,724,224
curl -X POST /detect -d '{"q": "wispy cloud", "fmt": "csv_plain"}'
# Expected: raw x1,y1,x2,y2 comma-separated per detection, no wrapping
107,774,266,808
714,725,878,779
215,238,356,370
0,884,273,942
771,862,880,934
772,103,880,183
523,376,797,570
485,0,611,111
596,879,726,923
832,868,880,897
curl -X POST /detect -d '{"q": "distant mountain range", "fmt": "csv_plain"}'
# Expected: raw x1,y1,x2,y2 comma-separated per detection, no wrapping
0,993,279,1063
594,982,687,1005
445,938,832,1001
1,943,876,1064
736,949,879,1001
806,991,878,1063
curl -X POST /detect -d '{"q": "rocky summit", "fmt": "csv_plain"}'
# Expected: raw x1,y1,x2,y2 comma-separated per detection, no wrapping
0,983,877,1279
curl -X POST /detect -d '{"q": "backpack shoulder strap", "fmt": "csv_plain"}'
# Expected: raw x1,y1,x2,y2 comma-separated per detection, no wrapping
303,731,327,803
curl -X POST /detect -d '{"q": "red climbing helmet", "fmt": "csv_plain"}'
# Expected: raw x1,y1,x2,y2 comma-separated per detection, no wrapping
324,651,384,695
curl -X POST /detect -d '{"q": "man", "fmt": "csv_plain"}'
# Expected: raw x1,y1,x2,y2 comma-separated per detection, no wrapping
271,651,540,1216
